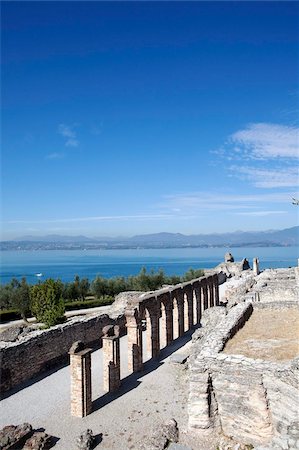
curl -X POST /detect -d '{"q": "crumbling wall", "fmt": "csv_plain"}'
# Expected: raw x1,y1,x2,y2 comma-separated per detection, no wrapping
0,313,126,393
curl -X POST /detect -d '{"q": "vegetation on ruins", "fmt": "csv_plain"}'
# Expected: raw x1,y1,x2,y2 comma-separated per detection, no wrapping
0,267,204,323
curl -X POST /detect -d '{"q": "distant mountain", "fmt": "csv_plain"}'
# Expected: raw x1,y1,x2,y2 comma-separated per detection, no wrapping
15,234,101,243
127,227,299,247
1,226,297,250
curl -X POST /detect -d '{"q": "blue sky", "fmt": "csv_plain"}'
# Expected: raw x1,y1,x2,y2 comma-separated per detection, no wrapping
1,1,299,239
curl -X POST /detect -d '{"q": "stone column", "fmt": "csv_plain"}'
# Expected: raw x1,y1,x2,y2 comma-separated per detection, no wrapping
213,274,219,306
126,310,143,373
193,280,202,324
202,279,209,310
208,277,214,308
185,285,194,330
69,341,92,418
150,306,160,358
102,327,120,392
253,257,260,276
177,288,185,337
165,302,174,345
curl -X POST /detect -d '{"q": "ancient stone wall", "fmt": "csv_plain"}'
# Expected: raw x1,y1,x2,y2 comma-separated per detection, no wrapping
0,313,126,393
188,297,299,449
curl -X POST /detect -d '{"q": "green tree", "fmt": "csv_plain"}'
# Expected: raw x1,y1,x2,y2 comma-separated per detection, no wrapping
0,284,14,310
79,277,90,301
182,268,204,282
12,277,30,322
30,279,65,328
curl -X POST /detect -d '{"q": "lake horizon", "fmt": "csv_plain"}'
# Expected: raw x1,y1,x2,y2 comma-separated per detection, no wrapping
1,246,298,285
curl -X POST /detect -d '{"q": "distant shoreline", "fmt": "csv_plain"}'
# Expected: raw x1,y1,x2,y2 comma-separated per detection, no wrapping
1,243,297,251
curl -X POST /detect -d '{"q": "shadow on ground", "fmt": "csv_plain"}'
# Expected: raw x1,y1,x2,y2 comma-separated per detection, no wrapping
92,327,197,412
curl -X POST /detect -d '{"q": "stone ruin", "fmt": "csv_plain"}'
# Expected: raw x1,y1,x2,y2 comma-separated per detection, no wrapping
1,254,298,450
0,423,53,450
188,261,299,450
69,273,220,417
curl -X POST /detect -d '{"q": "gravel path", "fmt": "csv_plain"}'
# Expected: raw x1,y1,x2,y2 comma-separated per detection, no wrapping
1,331,199,450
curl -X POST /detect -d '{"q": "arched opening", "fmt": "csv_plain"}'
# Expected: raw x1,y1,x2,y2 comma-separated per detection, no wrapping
141,307,151,363
173,297,179,340
184,292,189,332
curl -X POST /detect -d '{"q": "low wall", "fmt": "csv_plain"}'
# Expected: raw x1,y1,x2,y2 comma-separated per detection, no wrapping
0,313,126,394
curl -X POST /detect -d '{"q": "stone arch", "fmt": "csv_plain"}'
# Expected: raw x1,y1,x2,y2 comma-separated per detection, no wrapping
158,291,173,347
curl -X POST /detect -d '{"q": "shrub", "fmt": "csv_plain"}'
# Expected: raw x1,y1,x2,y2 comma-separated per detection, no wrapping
30,279,65,328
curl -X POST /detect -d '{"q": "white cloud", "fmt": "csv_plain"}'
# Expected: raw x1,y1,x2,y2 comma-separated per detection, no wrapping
230,165,299,188
58,124,79,147
229,123,299,160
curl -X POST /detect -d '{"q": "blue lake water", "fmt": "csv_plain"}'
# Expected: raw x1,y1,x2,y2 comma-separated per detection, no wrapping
0,247,298,284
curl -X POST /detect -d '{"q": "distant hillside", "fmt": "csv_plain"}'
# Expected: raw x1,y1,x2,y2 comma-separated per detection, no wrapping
1,226,298,250
127,227,299,247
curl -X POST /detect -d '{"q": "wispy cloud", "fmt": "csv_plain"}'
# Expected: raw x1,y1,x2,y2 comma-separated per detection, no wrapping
228,123,299,160
6,214,177,225
234,210,286,217
45,152,65,160
58,124,79,147
214,122,299,190
229,165,299,188
162,191,293,211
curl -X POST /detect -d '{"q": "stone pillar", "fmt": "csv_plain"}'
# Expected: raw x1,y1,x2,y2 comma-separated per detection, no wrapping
69,341,92,418
185,285,194,330
193,280,202,324
213,274,219,306
176,288,185,337
208,277,214,307
126,310,143,373
102,328,120,392
253,257,260,276
165,302,174,345
150,305,160,358
202,279,209,310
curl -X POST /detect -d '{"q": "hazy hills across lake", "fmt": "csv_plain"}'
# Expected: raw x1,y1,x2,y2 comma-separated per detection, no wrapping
1,226,298,250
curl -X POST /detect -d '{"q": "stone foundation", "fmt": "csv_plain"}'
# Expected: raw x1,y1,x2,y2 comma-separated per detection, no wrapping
188,271,299,449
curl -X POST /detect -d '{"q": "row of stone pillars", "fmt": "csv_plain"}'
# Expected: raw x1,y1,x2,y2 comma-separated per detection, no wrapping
69,273,219,417
126,274,219,373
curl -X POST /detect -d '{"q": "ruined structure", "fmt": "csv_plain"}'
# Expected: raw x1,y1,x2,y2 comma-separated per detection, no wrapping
188,264,299,450
69,273,220,417
2,255,298,449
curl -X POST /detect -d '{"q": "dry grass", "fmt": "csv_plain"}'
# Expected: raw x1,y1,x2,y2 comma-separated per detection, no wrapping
224,308,299,361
